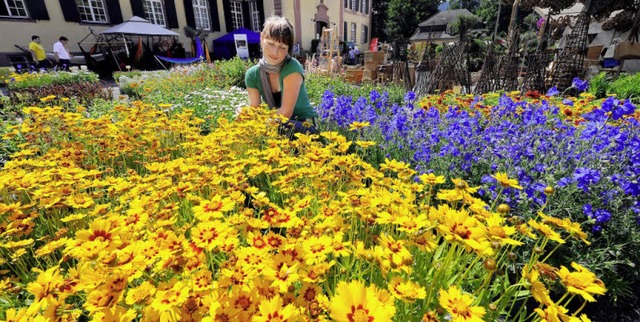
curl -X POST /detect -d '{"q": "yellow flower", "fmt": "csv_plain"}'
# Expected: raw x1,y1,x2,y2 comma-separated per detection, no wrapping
252,295,300,322
349,121,371,131
522,266,552,306
534,302,569,322
302,235,333,265
539,212,590,245
557,262,606,302
149,281,190,317
125,281,156,305
26,266,65,313
190,221,233,252
485,213,523,246
329,280,396,322
528,220,565,244
491,172,523,190
355,140,376,148
39,95,56,102
438,285,486,322
419,173,446,185
388,276,426,303
264,262,300,294
436,207,493,256
192,194,236,221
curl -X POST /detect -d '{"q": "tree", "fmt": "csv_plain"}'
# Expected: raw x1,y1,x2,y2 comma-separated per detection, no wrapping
476,0,511,36
385,0,442,58
448,0,480,12
371,0,390,42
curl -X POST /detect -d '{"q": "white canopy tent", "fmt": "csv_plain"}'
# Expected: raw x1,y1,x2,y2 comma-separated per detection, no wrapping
99,16,179,37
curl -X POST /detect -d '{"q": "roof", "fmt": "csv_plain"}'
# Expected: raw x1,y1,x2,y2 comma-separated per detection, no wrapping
100,16,179,36
418,9,477,27
410,30,456,42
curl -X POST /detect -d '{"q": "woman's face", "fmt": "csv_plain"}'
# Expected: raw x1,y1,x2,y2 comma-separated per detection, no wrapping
262,36,289,65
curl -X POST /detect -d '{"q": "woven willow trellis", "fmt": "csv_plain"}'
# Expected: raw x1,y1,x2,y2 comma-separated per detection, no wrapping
416,41,470,96
548,8,590,89
473,43,501,94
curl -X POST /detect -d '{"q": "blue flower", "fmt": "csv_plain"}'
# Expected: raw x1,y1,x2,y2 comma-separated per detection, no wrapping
573,167,601,192
404,91,416,102
546,86,559,96
572,77,588,91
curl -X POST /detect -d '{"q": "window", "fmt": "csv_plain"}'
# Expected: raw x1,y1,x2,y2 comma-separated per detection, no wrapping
350,22,356,43
144,0,165,26
249,0,260,32
344,0,347,8
230,0,243,30
76,0,108,23
362,0,369,14
361,25,368,44
350,0,356,10
343,21,347,41
0,0,29,17
193,0,211,30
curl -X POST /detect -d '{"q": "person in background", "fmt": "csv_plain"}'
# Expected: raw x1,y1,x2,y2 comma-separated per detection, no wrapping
245,15,319,139
348,46,355,65
29,35,51,70
53,36,72,71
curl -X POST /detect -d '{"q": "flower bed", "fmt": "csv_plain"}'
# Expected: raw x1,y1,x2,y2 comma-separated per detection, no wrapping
0,96,605,320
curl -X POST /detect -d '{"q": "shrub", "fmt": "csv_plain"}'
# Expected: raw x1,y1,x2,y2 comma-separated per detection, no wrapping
5,71,110,108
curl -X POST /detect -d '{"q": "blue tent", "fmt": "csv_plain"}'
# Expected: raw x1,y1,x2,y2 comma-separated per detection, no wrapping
212,27,261,60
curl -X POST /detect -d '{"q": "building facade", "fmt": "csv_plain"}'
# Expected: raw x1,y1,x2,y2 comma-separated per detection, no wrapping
0,0,372,66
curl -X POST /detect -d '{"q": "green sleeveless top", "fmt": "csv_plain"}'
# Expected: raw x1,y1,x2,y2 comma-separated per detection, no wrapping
245,57,318,120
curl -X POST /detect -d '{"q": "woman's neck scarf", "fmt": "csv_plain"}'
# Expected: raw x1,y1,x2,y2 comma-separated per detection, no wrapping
259,56,289,109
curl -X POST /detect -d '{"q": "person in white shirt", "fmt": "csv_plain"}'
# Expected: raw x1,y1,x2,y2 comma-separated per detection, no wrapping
53,36,72,71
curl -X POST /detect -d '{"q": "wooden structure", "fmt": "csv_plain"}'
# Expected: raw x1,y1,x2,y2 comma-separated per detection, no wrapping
548,4,591,89
416,41,470,96
318,28,341,75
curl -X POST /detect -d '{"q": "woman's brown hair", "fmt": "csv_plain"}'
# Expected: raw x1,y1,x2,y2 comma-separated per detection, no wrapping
262,15,294,55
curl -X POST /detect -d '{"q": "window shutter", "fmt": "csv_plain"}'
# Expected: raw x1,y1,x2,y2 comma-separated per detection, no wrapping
130,0,145,18
25,0,50,20
106,1,123,24
222,0,232,32
183,0,195,28
165,0,178,28
256,0,264,31
241,1,250,29
208,0,220,31
58,0,79,22
343,21,347,41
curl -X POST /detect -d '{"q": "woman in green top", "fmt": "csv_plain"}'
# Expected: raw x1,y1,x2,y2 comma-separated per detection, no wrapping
245,15,318,138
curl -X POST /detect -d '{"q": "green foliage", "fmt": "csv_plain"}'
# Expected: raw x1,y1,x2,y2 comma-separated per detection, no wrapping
385,0,441,53
305,73,406,106
588,72,640,102
448,0,480,12
447,14,483,41
5,71,110,110
0,67,12,86
6,71,100,90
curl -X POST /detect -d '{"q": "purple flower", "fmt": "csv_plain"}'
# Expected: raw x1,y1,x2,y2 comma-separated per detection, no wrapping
573,167,601,192
404,91,416,102
572,77,588,92
546,86,559,96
